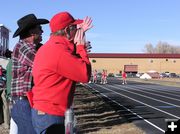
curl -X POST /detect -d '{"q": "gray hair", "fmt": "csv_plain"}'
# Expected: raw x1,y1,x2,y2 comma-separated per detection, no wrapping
51,29,65,36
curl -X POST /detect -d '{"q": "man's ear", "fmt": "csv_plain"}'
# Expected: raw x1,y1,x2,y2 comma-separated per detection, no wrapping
64,27,71,39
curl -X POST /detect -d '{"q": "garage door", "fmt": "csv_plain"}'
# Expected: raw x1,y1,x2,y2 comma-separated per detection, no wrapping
124,65,138,73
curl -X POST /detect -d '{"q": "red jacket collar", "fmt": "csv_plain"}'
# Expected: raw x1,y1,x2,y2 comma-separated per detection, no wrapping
49,35,75,52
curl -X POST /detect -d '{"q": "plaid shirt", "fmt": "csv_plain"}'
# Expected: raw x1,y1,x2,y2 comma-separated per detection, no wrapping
11,40,36,96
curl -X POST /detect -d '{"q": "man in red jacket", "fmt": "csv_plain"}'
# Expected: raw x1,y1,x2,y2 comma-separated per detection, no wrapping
29,11,92,134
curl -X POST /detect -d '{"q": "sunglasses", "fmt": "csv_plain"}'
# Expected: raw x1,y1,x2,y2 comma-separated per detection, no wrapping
69,25,77,31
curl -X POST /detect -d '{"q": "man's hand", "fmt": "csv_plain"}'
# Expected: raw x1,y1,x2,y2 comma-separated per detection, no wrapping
77,16,93,32
74,29,86,45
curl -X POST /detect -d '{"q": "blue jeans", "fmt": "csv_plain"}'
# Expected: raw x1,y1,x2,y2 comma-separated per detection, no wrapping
11,98,36,134
31,108,65,134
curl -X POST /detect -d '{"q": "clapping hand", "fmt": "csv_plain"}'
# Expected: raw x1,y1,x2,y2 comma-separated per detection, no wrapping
77,16,93,32
74,28,86,45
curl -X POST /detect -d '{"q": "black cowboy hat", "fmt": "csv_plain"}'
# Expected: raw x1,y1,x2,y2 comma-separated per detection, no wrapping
13,14,49,38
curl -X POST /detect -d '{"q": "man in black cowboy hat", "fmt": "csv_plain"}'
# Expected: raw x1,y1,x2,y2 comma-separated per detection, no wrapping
10,14,49,134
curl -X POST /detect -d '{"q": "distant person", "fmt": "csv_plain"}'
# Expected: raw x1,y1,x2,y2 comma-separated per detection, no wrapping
5,58,18,134
10,14,49,134
28,11,93,133
122,71,127,84
1,59,12,129
104,70,108,84
92,69,98,83
101,69,107,84
100,70,104,84
0,65,3,77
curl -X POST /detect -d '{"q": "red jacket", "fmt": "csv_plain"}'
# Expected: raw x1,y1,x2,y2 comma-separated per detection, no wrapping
31,36,91,116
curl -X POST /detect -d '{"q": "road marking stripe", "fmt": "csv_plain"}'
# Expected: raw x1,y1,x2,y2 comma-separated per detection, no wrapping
109,84,180,108
86,84,165,133
99,84,180,118
115,84,180,102
133,85,180,98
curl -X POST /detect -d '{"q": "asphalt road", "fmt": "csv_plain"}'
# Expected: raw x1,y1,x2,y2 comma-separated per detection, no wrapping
85,78,180,134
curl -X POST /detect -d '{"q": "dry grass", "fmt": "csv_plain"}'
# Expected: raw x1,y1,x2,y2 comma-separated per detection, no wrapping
89,124,145,134
0,123,9,134
129,78,180,87
74,85,145,134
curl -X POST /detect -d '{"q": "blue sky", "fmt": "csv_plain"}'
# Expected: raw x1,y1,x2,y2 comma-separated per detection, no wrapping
1,0,180,53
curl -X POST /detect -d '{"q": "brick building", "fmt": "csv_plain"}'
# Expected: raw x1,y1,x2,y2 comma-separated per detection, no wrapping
89,53,180,75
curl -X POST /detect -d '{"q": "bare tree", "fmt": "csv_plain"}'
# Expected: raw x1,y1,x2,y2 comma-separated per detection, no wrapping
156,41,170,53
144,41,180,53
144,43,154,53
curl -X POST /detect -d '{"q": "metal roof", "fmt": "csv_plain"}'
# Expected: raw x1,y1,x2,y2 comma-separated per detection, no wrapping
0,24,11,32
88,53,180,58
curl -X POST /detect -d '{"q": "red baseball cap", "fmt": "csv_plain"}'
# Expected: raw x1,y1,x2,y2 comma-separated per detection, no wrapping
50,11,83,32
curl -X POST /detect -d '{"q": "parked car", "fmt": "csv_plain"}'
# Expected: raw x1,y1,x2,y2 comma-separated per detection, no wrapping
147,72,160,79
114,73,121,78
108,73,114,77
169,73,177,78
160,73,168,78
164,72,170,77
127,73,137,78
136,73,143,78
